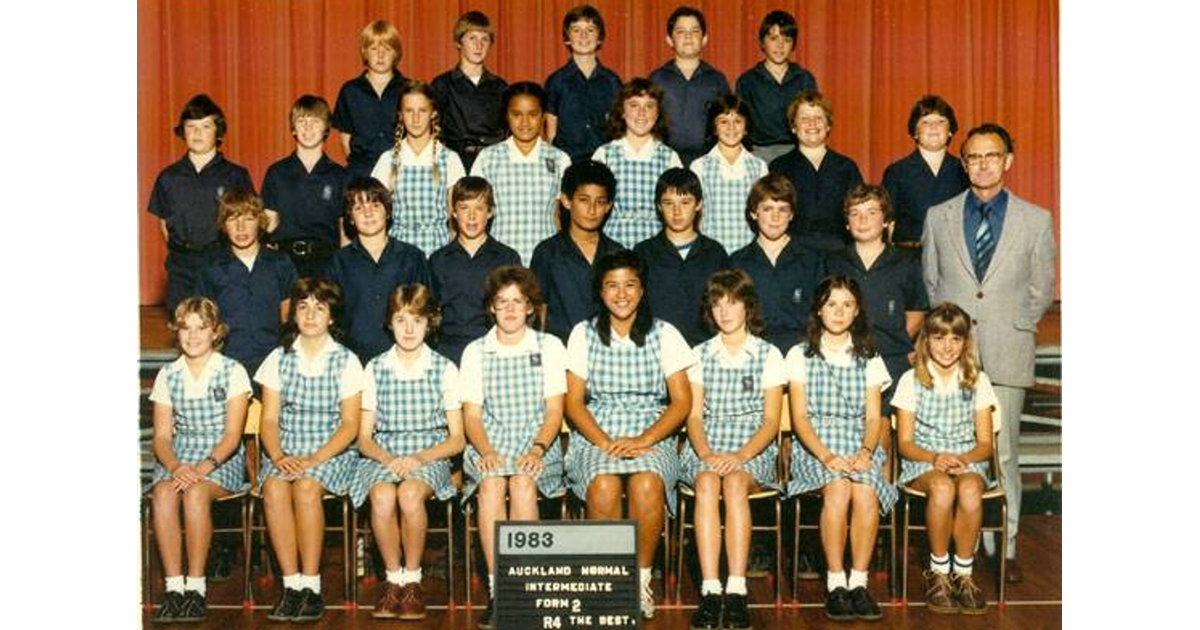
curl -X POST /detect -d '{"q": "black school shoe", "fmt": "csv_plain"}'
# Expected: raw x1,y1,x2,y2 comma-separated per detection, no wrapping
825,587,856,621
207,542,236,581
723,593,753,629
173,590,207,623
689,593,723,630
848,586,882,621
152,591,185,624
292,588,325,623
477,599,495,630
266,587,304,622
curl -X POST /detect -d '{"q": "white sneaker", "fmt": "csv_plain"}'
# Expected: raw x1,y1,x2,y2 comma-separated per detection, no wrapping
640,582,654,619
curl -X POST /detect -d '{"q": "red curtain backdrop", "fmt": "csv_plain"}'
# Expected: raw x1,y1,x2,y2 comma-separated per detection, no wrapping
138,0,1059,305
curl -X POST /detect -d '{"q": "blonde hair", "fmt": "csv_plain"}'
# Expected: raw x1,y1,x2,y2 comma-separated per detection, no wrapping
913,302,981,391
168,296,229,351
386,283,443,335
390,80,444,193
216,188,269,235
359,20,402,65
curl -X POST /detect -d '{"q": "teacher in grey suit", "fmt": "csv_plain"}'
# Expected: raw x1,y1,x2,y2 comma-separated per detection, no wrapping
920,122,1056,583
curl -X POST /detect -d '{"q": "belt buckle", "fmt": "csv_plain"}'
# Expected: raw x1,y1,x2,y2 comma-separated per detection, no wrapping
292,241,310,256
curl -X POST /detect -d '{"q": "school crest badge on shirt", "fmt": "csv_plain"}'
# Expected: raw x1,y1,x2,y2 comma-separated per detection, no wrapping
791,288,804,304
211,385,226,402
322,184,333,201
530,353,542,368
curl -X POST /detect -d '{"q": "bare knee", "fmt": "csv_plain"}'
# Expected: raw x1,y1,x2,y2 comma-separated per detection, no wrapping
152,482,179,513
397,480,429,515
850,484,879,516
182,484,212,516
695,471,721,499
823,479,852,511
262,478,292,510
956,476,985,513
628,473,664,512
722,473,752,503
292,478,324,505
587,476,623,516
926,473,956,510
478,477,509,507
370,484,398,518
508,475,538,502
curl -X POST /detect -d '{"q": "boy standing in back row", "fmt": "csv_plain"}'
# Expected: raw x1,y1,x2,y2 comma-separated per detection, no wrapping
650,6,730,167
735,11,818,165
431,11,508,172
545,4,622,162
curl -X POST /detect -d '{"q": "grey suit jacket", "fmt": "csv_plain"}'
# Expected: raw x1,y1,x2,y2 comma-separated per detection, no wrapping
921,190,1056,387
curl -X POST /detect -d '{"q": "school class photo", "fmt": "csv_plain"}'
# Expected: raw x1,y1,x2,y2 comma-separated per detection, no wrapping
137,1,1061,628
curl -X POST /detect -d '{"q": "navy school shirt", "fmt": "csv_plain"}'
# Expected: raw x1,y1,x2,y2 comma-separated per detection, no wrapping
428,236,522,365
633,232,730,346
530,231,626,342
881,149,970,244
825,244,929,382
261,152,349,245
148,152,255,247
649,60,730,164
325,238,431,362
545,59,622,162
198,247,298,377
430,67,508,170
729,238,826,353
768,148,863,250
331,72,407,177
734,61,819,148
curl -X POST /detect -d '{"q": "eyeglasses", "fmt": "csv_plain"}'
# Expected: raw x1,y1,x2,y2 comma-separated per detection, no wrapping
962,152,1005,167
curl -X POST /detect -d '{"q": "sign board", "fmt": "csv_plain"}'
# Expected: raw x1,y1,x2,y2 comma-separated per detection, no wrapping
495,521,639,630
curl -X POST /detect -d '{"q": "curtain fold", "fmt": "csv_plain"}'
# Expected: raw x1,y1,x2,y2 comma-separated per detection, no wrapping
138,0,1059,305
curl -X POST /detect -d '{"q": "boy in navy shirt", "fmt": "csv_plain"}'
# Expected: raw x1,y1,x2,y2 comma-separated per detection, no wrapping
326,177,430,363
633,168,729,346
262,95,349,278
530,159,625,341
331,20,407,177
728,173,825,353
825,184,928,413
431,11,508,172
735,10,818,165
199,188,298,382
148,94,254,312
649,6,730,166
545,4,622,162
428,176,521,364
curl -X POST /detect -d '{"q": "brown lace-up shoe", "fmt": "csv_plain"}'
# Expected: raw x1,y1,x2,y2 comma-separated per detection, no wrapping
953,573,987,615
372,582,403,619
924,570,958,614
398,582,427,620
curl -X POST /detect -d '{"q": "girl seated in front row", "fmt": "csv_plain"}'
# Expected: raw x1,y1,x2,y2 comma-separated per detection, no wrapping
564,250,694,620
894,302,996,615
149,297,250,624
352,284,465,620
255,278,363,623
459,266,568,630
786,275,896,622
680,269,785,630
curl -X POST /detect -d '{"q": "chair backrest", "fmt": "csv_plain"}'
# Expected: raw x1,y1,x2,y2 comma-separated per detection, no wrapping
244,398,263,488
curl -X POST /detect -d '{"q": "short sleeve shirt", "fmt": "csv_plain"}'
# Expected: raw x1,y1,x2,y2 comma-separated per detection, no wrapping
254,335,366,400
261,152,350,245
150,352,252,405
890,366,998,413
362,344,460,412
458,327,568,405
784,340,892,393
565,319,695,380
686,335,786,389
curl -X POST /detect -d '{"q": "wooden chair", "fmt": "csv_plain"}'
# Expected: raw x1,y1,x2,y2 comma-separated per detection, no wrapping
785,392,900,600
353,494,457,608
900,405,1009,604
673,425,785,606
245,399,356,606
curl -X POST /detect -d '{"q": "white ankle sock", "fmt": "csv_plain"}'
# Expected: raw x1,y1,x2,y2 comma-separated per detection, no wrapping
488,574,495,598
826,570,847,592
725,576,747,595
184,576,207,596
386,569,403,585
930,553,951,575
701,579,722,595
165,575,185,593
848,570,868,590
301,573,321,592
282,573,302,590
400,567,422,585
640,567,653,589
953,555,974,576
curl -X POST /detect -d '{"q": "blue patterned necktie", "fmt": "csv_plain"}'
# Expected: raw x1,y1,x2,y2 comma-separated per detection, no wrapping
974,204,995,280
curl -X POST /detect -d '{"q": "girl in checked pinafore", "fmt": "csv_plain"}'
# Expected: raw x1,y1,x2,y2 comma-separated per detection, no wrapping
689,94,768,255
353,284,465,620
785,275,896,622
470,82,572,265
679,269,786,630
255,278,364,623
564,250,694,620
894,302,997,616
459,266,568,626
592,78,683,248
370,80,466,257
147,297,250,624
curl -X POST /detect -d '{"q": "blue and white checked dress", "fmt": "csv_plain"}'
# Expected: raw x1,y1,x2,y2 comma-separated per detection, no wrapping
565,319,681,515
693,150,766,255
390,146,453,256
351,349,458,508
898,382,993,487
787,347,898,514
463,331,565,500
259,344,358,495
601,140,678,248
474,140,568,265
679,337,779,488
150,355,249,493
